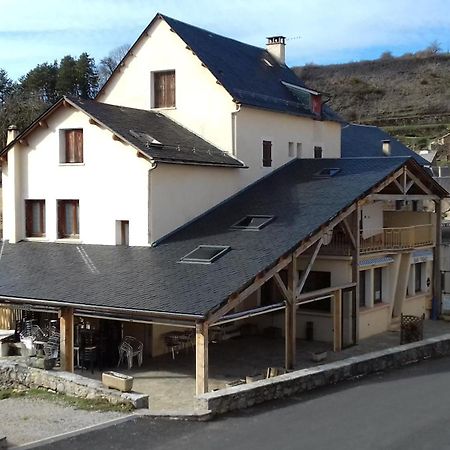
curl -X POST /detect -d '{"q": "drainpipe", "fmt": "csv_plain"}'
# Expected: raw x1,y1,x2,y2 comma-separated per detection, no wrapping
231,103,241,157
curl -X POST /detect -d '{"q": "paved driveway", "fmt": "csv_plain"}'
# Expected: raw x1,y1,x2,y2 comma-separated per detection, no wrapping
33,355,450,450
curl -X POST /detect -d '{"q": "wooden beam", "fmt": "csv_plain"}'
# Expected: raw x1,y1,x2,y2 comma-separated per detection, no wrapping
206,256,292,324
195,322,208,396
59,307,74,372
294,204,356,257
285,258,298,370
369,194,439,201
296,238,323,298
433,200,442,317
353,206,360,343
405,169,434,196
405,180,414,193
393,178,403,193
296,282,356,303
89,118,101,127
342,217,356,249
38,120,48,129
19,139,28,147
333,290,342,352
373,167,405,195
274,273,291,302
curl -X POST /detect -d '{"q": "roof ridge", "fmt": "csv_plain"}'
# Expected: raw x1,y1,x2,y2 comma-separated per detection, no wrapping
159,13,268,53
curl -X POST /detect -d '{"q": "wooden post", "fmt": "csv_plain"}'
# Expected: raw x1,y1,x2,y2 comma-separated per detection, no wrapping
433,200,442,318
353,206,360,343
333,290,342,352
195,322,209,396
285,258,298,370
59,307,74,372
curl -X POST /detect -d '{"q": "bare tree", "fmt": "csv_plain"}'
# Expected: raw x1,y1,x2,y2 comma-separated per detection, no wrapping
98,44,131,88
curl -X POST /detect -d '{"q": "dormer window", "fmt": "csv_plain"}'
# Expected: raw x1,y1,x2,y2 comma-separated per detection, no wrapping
153,70,175,108
61,129,83,163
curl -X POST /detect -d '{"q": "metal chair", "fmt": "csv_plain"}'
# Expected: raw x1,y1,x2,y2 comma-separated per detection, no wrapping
117,336,143,369
43,330,60,361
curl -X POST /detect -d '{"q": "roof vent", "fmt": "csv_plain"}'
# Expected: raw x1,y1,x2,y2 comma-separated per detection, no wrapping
382,140,391,156
180,245,230,264
314,168,341,178
266,36,286,64
231,215,275,231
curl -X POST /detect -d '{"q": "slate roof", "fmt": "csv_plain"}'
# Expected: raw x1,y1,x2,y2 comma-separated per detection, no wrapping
341,123,429,166
1,96,244,168
67,97,244,167
98,13,339,121
0,157,436,318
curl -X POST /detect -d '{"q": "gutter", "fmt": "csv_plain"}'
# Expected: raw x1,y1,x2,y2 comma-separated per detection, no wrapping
0,295,203,322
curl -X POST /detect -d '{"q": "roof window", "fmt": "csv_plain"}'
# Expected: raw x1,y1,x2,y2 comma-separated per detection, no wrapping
180,245,230,264
314,168,341,178
231,215,275,231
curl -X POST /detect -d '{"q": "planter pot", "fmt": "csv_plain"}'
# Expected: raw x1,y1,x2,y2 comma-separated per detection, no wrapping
102,371,134,392
310,351,328,362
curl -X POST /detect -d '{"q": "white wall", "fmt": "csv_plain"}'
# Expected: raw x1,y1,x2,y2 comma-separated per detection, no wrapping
236,107,341,182
98,17,236,153
3,105,152,246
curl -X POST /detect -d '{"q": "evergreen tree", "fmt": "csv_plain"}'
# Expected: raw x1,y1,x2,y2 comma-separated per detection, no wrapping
20,62,58,103
56,55,78,97
76,53,98,98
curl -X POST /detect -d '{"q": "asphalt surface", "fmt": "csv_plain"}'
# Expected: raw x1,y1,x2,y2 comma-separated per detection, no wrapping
33,357,450,450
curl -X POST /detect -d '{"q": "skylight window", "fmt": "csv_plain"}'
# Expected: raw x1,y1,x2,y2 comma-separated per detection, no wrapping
180,245,230,264
314,168,341,178
262,58,273,67
231,215,275,231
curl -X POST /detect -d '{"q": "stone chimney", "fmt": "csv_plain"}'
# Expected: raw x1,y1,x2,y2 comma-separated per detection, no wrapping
266,36,286,64
382,139,391,156
7,125,19,145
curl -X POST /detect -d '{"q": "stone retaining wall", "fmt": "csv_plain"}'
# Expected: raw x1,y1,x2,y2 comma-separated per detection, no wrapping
0,358,148,409
197,334,450,415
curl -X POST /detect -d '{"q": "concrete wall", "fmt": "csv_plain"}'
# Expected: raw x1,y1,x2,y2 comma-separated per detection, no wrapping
2,106,152,246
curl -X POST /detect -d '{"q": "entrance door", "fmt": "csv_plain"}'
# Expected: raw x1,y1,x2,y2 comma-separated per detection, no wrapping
341,287,356,348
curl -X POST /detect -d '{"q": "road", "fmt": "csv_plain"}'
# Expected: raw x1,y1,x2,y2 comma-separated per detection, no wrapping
34,357,450,450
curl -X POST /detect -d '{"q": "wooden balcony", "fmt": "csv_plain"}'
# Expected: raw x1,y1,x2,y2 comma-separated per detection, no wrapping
315,224,435,256
360,224,434,254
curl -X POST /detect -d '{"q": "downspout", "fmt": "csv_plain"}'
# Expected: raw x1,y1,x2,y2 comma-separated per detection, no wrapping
231,103,241,157
148,160,158,246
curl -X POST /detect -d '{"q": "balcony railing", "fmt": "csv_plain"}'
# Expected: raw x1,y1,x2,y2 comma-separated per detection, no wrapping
360,224,434,254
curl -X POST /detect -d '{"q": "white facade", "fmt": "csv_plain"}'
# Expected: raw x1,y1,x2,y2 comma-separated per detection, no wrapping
2,15,343,246
3,106,152,246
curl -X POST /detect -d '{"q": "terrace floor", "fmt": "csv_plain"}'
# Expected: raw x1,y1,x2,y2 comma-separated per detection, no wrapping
78,319,450,412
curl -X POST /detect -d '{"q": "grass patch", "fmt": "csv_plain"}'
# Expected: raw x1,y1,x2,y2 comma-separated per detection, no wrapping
0,387,133,413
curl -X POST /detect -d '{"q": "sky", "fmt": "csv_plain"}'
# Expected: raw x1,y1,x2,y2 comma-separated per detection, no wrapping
1,0,450,80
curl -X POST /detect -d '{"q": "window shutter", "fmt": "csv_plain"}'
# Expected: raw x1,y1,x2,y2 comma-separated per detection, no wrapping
57,201,65,238
153,71,175,108
167,71,175,107
74,130,83,163
65,130,75,163
262,140,272,167
25,201,33,237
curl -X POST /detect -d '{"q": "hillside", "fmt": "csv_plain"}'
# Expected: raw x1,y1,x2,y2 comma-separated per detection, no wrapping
294,53,450,150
